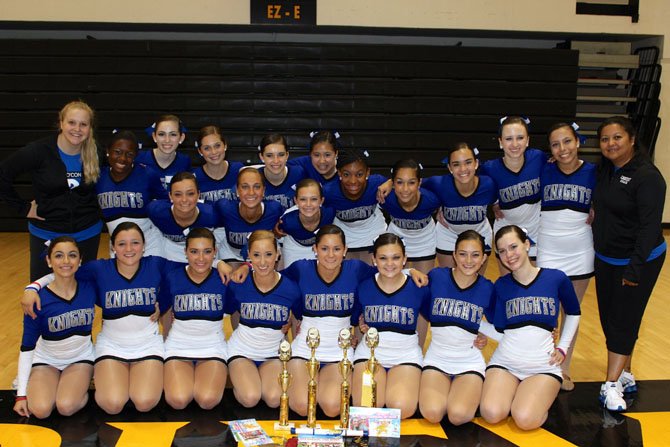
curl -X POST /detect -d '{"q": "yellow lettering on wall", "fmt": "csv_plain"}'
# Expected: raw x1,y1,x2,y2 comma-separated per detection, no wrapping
0,424,62,447
106,422,189,447
625,412,670,446
473,417,577,446
294,5,301,19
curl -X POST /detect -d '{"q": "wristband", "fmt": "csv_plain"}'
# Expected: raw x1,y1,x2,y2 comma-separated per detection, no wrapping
556,347,566,358
25,282,40,292
15,396,27,402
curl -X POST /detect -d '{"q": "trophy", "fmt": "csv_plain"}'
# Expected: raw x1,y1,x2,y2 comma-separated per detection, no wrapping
337,328,353,429
305,327,321,428
275,339,294,431
360,327,379,408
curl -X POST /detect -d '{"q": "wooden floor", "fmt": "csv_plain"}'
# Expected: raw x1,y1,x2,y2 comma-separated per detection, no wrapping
1,231,670,388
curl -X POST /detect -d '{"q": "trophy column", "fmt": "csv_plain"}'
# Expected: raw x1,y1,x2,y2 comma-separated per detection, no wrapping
305,327,321,428
275,340,294,430
337,328,353,429
360,327,379,408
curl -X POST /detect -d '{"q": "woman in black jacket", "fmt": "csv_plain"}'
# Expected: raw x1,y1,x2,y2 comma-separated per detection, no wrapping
0,100,102,282
592,116,666,412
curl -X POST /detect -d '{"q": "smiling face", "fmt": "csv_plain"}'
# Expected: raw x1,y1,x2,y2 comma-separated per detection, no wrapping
310,142,337,177
449,148,479,184
495,232,530,273
393,167,420,205
499,123,529,160
260,143,288,176
186,237,215,276
339,160,369,200
198,133,226,167
296,184,324,219
59,107,91,151
169,178,199,215
112,229,145,269
152,119,184,156
599,123,635,168
373,243,407,279
248,238,278,278
236,170,265,209
549,126,579,169
107,139,138,179
314,233,346,272
47,242,80,278
453,239,486,277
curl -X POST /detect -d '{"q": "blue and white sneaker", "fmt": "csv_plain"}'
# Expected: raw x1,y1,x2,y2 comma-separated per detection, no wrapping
600,381,627,412
618,370,637,394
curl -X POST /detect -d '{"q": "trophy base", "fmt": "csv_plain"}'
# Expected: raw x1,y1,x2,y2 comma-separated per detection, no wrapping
274,422,295,431
299,423,322,429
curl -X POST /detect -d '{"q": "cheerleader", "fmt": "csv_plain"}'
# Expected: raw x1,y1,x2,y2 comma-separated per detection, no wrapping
278,179,336,267
419,230,495,425
423,144,497,270
380,159,441,273
258,133,306,212
480,117,546,272
351,234,431,418
537,123,596,391
214,168,283,263
135,114,191,191
288,130,340,186
225,230,302,408
25,223,166,414
14,237,95,419
193,125,243,203
148,172,218,262
161,228,229,410
323,149,387,262
480,225,580,430
96,130,166,257
282,225,428,417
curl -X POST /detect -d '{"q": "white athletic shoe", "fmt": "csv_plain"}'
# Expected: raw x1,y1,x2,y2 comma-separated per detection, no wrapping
618,370,637,394
600,381,627,412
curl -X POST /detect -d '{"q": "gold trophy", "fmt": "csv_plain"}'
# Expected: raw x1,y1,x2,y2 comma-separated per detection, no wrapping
360,327,379,408
305,327,321,428
337,328,353,429
275,339,294,431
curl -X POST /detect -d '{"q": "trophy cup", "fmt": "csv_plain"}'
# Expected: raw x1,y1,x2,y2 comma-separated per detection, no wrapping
305,327,321,428
337,328,353,429
360,327,379,408
275,339,294,431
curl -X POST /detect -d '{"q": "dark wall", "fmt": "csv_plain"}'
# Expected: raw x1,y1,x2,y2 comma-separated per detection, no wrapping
0,39,578,231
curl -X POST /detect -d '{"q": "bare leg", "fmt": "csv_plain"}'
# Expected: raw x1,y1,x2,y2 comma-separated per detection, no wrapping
318,363,349,417
560,278,590,390
129,359,163,412
95,359,130,415
229,358,262,408
418,369,450,423
408,259,436,274
164,359,195,410
386,365,421,418
259,359,283,408
436,253,454,269
55,363,93,416
346,251,373,265
287,358,309,416
510,375,560,430
606,352,629,382
479,368,519,424
352,362,387,408
193,360,227,410
446,374,484,426
26,366,60,419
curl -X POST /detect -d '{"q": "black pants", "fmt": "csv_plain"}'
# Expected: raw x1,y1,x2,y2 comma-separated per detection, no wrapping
594,253,665,355
29,232,101,282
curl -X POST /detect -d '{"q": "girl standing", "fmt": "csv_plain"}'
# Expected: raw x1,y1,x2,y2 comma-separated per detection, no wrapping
193,125,243,203
288,131,339,186
258,133,306,213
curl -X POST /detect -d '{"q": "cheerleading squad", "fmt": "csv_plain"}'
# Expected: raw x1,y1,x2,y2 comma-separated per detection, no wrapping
1,101,665,427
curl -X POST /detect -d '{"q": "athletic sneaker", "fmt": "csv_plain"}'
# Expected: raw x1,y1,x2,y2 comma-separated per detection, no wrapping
618,370,637,394
600,381,627,412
